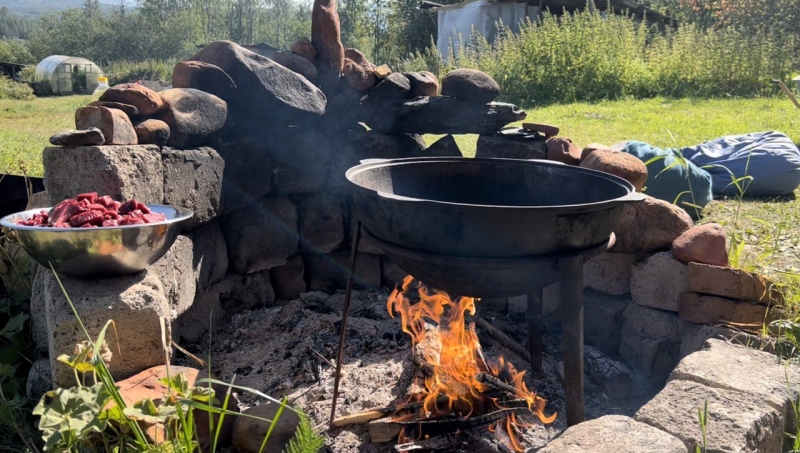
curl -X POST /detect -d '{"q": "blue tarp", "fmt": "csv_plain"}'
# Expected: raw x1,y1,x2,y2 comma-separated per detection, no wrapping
622,141,713,218
681,131,800,198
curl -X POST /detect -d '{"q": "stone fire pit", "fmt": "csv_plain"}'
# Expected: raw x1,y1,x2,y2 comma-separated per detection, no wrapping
21,0,800,449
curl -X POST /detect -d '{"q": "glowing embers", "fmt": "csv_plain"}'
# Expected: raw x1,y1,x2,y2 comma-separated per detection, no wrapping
385,276,555,452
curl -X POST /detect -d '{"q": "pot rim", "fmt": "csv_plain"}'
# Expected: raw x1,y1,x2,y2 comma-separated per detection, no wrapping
346,156,645,211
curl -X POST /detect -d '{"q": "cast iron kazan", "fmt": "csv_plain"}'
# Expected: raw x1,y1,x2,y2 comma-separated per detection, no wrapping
346,157,645,259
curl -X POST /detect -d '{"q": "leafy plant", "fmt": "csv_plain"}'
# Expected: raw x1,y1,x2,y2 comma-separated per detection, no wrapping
398,8,796,106
33,383,111,452
0,237,41,452
27,268,326,453
695,399,708,453
784,369,800,452
284,413,326,453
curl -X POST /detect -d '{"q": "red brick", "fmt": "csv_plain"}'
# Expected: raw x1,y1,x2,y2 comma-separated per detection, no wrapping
678,292,774,325
688,262,783,305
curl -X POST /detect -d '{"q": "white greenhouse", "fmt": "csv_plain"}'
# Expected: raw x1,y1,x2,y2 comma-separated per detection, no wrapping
34,55,105,95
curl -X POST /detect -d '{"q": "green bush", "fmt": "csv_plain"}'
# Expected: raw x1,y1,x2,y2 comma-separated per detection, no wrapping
0,39,35,64
398,8,797,105
104,59,176,86
0,75,34,100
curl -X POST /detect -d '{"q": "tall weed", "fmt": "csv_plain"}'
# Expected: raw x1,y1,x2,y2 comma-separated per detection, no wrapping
398,8,796,105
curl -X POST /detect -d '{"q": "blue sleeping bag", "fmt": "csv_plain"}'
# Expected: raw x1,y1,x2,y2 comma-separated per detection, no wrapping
622,141,713,218
680,131,800,197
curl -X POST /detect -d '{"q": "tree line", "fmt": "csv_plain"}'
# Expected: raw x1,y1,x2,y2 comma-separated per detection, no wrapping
0,0,455,66
0,0,796,89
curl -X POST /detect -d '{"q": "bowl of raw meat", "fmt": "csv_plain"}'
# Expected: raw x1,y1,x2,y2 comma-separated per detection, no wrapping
0,192,193,278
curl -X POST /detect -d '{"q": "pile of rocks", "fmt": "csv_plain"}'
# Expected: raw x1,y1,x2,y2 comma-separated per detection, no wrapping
51,83,227,148
34,0,580,397
486,141,787,385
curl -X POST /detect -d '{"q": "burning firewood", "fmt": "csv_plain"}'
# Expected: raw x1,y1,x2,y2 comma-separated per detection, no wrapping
362,276,557,451
583,345,632,399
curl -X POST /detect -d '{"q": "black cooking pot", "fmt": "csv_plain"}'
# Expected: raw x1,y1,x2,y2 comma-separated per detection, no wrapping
0,175,45,219
346,157,644,258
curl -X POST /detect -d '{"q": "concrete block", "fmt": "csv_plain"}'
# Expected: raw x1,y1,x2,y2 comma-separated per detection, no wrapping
44,235,195,387
678,292,773,325
671,339,800,433
186,219,228,291
635,380,783,453
620,303,687,379
584,252,637,295
43,145,163,205
540,415,687,453
630,252,688,312
688,262,783,305
222,196,299,274
585,290,631,356
161,147,224,230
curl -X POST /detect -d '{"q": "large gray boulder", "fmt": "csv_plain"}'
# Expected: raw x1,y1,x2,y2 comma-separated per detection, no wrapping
172,60,237,101
157,88,227,148
190,41,326,128
222,196,299,274
440,69,500,103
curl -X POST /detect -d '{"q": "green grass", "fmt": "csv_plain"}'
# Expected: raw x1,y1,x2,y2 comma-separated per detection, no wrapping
0,95,91,177
426,97,800,156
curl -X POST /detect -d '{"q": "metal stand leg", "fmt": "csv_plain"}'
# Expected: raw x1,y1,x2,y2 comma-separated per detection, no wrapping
329,222,362,427
526,288,544,375
559,255,584,426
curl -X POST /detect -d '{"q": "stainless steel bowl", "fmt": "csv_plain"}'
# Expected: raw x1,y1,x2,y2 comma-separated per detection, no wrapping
0,205,193,278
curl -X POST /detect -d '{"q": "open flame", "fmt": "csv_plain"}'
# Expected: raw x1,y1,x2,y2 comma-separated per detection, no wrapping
387,276,555,451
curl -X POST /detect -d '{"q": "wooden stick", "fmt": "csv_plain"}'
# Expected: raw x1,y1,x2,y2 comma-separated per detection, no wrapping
474,316,531,363
333,410,391,428
332,396,447,427
308,346,337,369
476,373,518,396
